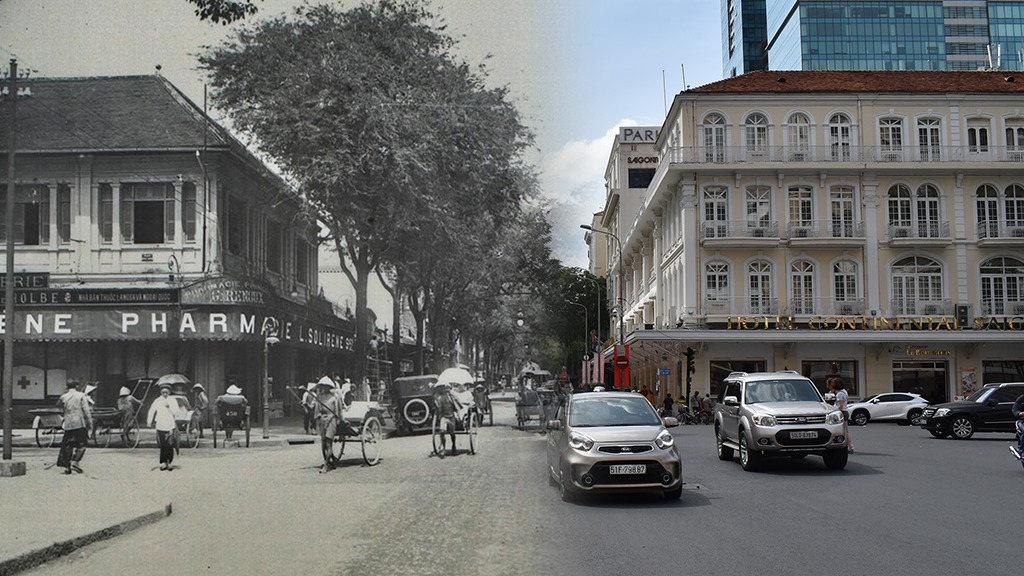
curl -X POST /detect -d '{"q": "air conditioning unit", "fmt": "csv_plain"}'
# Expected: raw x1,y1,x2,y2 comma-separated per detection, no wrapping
893,227,910,238
792,228,809,238
881,151,903,162
752,228,766,238
1013,303,1024,315
839,303,855,315
922,304,939,315
789,152,807,161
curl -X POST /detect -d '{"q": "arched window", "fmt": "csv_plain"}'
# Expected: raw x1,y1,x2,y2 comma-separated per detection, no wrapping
744,112,769,158
967,117,990,154
830,185,856,238
748,260,773,314
833,260,860,314
880,117,904,160
828,113,852,160
790,260,815,314
917,117,941,161
980,256,1024,315
745,185,772,234
916,184,941,237
788,185,813,232
1006,184,1024,229
705,261,730,308
887,184,912,236
703,113,726,162
976,184,999,239
1005,117,1024,158
891,256,943,315
787,112,811,159
703,185,729,238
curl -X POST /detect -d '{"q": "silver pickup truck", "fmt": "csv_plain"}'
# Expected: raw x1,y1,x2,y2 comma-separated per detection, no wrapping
714,371,849,471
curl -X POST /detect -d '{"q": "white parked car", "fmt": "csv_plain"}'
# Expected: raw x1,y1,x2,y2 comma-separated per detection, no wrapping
846,393,929,426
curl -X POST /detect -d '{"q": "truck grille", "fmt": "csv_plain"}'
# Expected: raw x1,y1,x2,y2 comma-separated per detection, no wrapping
776,415,827,424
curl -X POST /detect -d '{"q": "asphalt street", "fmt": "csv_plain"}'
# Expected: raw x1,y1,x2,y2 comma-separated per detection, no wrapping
7,401,1023,576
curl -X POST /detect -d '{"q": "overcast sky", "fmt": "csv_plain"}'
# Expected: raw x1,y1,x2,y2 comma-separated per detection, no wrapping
0,0,723,269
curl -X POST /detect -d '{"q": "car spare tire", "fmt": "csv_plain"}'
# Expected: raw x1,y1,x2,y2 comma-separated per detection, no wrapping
403,398,431,426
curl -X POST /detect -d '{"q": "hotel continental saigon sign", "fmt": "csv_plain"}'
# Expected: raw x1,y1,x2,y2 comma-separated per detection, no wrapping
726,314,1024,331
0,277,354,351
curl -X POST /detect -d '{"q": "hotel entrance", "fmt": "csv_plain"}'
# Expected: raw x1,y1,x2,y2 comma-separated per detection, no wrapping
893,361,948,404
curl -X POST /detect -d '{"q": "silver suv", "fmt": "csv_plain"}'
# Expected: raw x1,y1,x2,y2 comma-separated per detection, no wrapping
714,371,848,471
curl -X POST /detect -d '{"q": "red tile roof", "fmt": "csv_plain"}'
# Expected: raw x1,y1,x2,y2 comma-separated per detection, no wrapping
0,75,230,153
689,70,1024,94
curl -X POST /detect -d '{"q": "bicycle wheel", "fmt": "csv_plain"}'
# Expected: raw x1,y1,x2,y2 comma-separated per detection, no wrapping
36,427,57,448
431,413,443,456
467,409,479,455
360,415,383,466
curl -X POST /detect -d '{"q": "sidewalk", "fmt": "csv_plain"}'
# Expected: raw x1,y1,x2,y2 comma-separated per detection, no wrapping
0,415,315,575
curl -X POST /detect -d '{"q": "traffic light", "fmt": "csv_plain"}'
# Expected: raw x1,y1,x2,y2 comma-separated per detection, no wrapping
685,347,696,374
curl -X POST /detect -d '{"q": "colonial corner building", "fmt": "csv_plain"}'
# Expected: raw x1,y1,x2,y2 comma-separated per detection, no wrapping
592,70,1024,402
0,75,355,422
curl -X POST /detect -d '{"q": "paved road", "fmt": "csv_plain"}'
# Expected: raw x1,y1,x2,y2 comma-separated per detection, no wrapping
21,403,1024,576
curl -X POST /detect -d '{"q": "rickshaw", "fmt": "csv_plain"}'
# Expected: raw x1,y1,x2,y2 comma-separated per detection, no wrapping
91,405,142,448
515,365,553,428
288,378,385,468
28,408,63,448
430,394,479,456
472,381,493,426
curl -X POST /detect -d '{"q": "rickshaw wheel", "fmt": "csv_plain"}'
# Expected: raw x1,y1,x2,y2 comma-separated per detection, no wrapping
186,417,201,448
125,422,140,449
360,415,383,466
322,428,346,466
431,413,443,456
467,410,479,455
37,427,57,448
95,426,111,448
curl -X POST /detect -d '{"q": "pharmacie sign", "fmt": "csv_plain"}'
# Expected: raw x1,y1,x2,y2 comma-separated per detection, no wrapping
0,309,353,350
726,314,1024,331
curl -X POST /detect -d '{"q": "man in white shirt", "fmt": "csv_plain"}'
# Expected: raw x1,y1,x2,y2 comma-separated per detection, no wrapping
148,384,185,470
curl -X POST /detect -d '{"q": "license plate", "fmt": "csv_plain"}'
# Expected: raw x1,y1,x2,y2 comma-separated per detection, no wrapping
609,464,646,475
790,431,817,439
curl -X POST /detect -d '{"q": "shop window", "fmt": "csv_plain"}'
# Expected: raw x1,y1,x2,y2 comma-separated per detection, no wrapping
0,184,50,246
802,360,858,397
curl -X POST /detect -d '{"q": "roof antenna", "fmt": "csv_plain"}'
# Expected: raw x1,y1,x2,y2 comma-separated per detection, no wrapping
681,63,687,91
662,69,667,116
155,64,162,76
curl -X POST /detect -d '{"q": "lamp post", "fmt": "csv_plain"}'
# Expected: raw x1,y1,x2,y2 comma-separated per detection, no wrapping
581,224,626,389
262,332,280,439
580,225,624,345
581,275,602,384
564,301,588,381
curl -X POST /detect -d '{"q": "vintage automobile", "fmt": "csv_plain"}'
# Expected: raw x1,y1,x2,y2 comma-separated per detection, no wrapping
389,374,439,435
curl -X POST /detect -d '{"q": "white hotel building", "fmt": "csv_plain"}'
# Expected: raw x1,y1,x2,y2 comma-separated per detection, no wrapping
593,70,1024,402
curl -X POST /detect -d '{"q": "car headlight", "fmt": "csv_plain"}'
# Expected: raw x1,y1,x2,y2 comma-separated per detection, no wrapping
654,429,675,449
568,432,594,452
826,410,844,425
934,408,950,417
751,413,777,426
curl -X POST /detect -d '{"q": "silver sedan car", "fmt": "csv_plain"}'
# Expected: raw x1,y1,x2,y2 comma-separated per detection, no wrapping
545,391,682,502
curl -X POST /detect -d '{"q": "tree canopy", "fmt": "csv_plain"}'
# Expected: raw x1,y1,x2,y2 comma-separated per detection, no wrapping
199,0,551,380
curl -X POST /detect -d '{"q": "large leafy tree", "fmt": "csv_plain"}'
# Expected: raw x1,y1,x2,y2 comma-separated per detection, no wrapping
199,0,540,381
187,0,259,24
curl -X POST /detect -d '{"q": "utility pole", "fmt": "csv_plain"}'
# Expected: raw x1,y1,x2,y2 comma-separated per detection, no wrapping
2,57,26,476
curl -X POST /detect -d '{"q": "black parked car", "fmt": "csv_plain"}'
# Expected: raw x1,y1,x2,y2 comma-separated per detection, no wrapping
920,382,1024,439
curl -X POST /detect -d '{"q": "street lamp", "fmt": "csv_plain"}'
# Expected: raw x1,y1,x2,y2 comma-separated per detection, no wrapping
581,275,602,384
260,314,280,439
580,224,624,346
564,300,588,373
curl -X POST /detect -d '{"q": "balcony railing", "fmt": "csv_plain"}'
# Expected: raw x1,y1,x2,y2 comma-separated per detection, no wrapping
979,298,1024,316
662,145,1024,165
700,298,957,317
977,221,1024,240
701,220,780,240
702,297,779,316
885,221,950,241
786,220,865,239
890,299,953,316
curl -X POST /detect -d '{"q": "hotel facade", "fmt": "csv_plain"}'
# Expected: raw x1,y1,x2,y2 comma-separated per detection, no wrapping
596,70,1024,402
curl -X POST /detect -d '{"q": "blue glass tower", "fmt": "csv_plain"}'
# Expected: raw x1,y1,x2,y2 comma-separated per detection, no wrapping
724,0,1024,74
723,0,769,76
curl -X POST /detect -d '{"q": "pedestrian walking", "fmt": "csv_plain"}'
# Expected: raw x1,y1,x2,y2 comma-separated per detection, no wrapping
56,379,92,475
432,381,462,458
148,383,184,470
192,383,209,439
662,394,674,417
302,382,318,434
316,379,351,473
831,377,854,453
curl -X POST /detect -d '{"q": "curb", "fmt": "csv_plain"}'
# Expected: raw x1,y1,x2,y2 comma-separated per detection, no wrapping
0,503,173,576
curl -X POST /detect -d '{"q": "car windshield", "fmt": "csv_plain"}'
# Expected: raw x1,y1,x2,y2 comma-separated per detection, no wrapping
744,379,822,404
964,387,993,402
569,396,661,427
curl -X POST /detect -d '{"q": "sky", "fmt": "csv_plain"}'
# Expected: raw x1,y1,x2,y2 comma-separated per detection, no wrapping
0,0,724,270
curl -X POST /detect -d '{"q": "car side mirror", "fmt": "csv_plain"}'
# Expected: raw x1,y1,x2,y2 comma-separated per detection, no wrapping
546,419,561,431
663,416,680,428
723,396,739,406
870,398,879,404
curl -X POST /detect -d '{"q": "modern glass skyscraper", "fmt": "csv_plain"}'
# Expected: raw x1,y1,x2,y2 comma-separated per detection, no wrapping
724,0,1024,74
723,0,768,76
